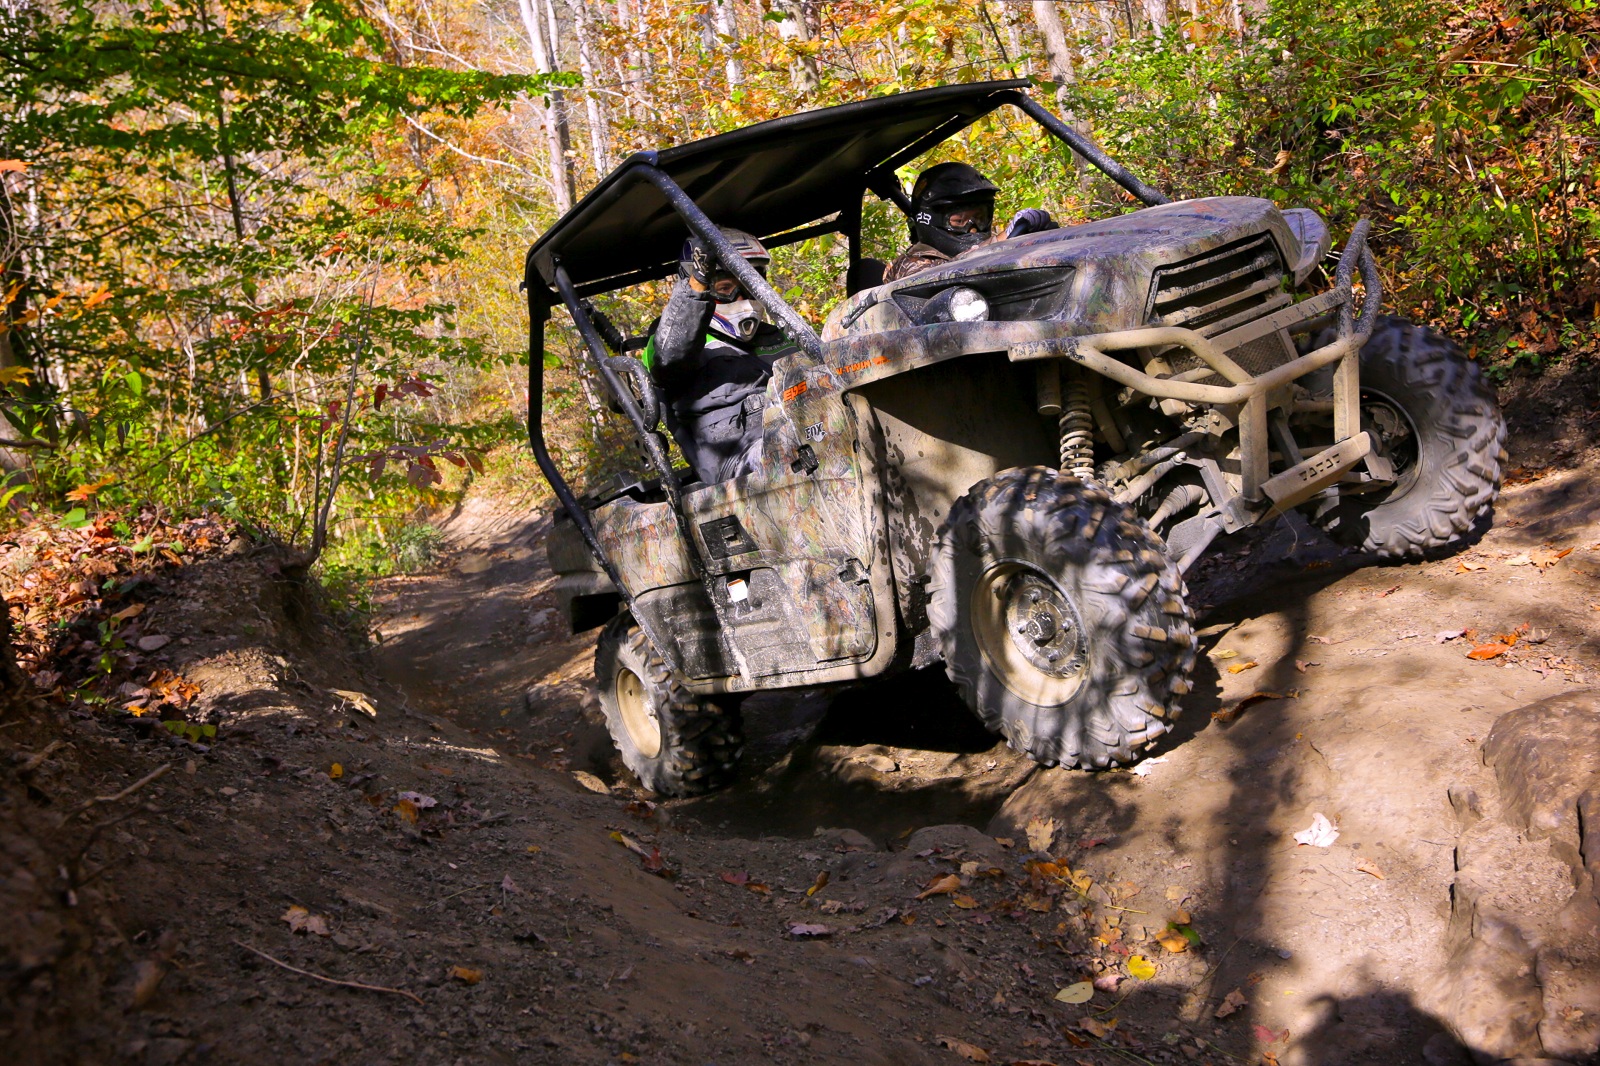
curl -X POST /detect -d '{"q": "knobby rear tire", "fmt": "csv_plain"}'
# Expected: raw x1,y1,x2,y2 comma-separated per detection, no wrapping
593,617,743,797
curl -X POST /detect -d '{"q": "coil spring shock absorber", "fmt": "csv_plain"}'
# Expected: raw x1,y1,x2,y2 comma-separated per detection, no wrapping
1058,366,1096,480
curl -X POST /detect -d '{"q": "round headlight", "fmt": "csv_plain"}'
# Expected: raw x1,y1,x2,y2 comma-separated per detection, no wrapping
948,286,989,322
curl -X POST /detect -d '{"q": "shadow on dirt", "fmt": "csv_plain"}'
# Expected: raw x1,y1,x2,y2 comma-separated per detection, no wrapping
808,666,998,752
679,665,1030,842
1287,983,1475,1063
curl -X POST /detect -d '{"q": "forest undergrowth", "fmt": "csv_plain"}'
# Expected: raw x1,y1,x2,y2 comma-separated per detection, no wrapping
1,0,1596,651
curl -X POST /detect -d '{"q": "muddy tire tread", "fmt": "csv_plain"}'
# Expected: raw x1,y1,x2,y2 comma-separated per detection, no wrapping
594,618,743,797
1315,316,1506,560
929,468,1196,770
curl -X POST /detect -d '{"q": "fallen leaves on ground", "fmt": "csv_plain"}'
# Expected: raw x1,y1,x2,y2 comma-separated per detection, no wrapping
1211,648,1240,660
1156,927,1191,953
281,905,331,936
1025,816,1057,854
129,958,167,1009
1294,812,1339,847
1130,754,1169,777
1226,660,1260,674
918,873,963,900
572,770,611,794
1355,858,1386,880
1055,981,1094,1004
1467,623,1533,660
786,922,832,939
1213,690,1290,722
1254,1024,1289,1045
609,830,673,876
329,688,378,717
448,965,483,985
1503,465,1551,486
1294,659,1319,672
934,1035,991,1062
1126,955,1157,980
806,871,829,896
1215,988,1248,1018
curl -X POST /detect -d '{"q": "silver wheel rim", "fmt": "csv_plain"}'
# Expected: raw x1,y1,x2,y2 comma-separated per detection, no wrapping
1361,387,1423,499
614,667,661,759
970,560,1088,706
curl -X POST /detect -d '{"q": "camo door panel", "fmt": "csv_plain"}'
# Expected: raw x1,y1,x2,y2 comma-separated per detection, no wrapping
612,362,881,681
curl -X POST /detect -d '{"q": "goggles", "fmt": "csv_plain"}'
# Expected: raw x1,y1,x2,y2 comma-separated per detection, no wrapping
707,261,767,303
938,200,994,236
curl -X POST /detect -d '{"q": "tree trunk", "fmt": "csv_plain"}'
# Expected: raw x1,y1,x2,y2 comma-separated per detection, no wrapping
1098,0,1121,47
1144,0,1168,33
518,0,574,213
1005,4,1027,73
694,1,715,53
1032,1,1089,180
773,1,819,94
615,0,653,115
569,0,612,171
1032,2,1077,101
712,0,742,87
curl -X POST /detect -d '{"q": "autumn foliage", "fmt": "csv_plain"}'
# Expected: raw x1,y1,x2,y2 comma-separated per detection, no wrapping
0,0,1593,575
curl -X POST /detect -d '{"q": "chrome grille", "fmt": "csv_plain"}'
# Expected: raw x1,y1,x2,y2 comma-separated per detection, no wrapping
1146,234,1292,383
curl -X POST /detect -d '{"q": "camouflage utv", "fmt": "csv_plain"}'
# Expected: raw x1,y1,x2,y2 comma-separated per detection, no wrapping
525,81,1505,796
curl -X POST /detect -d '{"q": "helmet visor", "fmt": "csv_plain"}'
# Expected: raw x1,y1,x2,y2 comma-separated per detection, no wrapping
708,261,767,303
940,201,993,236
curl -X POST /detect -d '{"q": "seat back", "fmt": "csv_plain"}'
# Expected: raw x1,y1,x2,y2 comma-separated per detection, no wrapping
846,258,886,295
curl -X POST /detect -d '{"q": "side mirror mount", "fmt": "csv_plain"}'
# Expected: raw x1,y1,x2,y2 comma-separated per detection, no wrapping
1282,208,1331,286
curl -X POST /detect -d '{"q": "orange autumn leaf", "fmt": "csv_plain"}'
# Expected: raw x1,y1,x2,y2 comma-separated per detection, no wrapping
66,474,117,502
448,965,482,985
1466,644,1508,660
917,873,962,900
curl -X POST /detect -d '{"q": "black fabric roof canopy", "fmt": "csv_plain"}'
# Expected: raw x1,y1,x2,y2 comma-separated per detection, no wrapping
525,79,1031,297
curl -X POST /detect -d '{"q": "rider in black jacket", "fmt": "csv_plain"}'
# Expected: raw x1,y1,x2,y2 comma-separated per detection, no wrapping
644,227,797,484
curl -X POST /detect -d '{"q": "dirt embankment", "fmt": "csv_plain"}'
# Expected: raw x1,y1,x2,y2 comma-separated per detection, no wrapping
5,368,1600,1065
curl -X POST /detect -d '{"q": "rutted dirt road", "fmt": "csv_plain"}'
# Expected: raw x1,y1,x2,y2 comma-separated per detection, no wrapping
358,460,1600,1065
7,372,1600,1065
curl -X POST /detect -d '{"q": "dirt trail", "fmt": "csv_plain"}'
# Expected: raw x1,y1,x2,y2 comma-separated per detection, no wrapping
353,463,1600,1065
8,406,1600,1065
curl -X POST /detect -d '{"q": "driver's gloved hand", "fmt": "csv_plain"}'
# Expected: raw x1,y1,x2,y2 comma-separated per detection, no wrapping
1005,208,1058,238
680,236,720,288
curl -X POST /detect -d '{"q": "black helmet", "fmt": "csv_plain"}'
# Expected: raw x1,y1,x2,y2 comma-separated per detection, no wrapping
908,162,998,257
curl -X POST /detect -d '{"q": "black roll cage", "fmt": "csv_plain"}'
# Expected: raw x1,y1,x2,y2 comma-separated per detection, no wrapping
522,86,1167,673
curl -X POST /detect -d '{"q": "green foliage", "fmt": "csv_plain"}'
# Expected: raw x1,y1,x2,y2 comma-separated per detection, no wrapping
1062,0,1599,337
1,0,566,573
